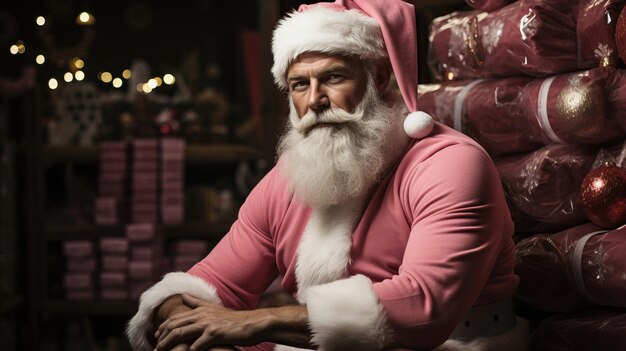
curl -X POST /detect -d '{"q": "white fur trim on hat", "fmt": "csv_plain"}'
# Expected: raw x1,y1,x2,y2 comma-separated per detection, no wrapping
302,274,391,351
125,272,222,351
271,6,386,91
404,111,434,139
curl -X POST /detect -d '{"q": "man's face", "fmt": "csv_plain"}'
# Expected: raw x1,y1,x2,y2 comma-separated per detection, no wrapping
287,52,368,119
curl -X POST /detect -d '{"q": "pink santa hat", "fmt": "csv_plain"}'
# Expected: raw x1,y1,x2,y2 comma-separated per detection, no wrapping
271,0,434,139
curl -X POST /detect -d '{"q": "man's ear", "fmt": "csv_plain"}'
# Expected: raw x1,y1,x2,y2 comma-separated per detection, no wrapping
374,60,391,96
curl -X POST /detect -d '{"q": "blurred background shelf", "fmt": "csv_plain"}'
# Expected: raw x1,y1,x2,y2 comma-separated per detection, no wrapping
44,143,264,166
45,223,232,241
45,300,137,317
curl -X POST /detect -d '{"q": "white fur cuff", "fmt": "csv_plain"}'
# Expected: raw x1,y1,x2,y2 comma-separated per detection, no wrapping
302,275,390,351
125,272,222,351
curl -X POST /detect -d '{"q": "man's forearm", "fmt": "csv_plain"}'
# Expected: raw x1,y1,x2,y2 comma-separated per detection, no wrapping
258,305,314,348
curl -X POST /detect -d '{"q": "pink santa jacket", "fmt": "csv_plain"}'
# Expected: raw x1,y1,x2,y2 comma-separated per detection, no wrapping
127,122,520,351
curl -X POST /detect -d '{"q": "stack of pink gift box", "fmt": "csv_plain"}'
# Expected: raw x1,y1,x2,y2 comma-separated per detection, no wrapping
127,223,162,299
63,241,97,300
99,237,129,300
161,138,185,224
169,239,210,272
95,141,127,225
63,137,192,301
132,139,159,224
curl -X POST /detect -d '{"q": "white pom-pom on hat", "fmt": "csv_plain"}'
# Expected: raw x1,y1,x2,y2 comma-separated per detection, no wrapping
404,111,434,139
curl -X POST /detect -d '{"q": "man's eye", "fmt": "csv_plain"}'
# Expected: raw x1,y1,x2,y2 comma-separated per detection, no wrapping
291,81,308,91
327,74,344,82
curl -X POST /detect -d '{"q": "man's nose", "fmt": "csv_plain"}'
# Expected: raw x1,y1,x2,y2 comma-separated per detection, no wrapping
308,81,330,113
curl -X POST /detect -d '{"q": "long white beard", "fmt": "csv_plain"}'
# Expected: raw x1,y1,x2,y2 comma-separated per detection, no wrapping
277,80,408,208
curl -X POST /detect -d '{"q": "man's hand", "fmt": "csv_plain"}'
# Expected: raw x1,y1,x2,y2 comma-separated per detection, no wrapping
150,295,194,350
155,294,262,351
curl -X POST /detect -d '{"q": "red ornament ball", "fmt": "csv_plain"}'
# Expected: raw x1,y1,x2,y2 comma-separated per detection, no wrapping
579,163,626,229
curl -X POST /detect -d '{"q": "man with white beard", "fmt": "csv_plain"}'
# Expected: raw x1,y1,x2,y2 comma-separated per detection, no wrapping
126,1,528,351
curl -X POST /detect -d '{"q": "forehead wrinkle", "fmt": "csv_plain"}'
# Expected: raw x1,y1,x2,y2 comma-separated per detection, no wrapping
288,62,356,81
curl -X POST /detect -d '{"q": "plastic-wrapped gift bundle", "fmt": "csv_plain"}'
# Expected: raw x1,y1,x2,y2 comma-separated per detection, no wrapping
464,0,514,12
515,223,626,312
418,77,538,157
530,308,626,350
418,68,625,156
428,0,623,81
495,144,599,234
519,67,625,145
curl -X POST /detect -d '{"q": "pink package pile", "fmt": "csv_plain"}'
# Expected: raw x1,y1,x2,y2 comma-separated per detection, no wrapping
161,138,185,224
170,239,210,272
126,223,162,299
63,240,96,300
99,237,129,300
95,141,127,225
132,139,159,223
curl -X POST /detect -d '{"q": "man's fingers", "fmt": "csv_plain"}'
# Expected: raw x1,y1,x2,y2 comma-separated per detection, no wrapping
170,343,190,351
157,315,196,344
156,324,201,351
189,331,213,351
181,293,208,308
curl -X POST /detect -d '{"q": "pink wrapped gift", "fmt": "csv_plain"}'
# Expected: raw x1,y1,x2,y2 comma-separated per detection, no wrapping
132,160,158,172
171,240,209,255
161,159,183,172
530,309,626,350
63,241,94,258
101,255,128,271
428,0,623,81
495,145,598,234
161,152,184,162
63,272,94,289
66,258,97,272
126,223,157,242
162,208,184,224
418,68,625,157
99,271,127,288
161,138,185,152
132,192,158,204
131,246,159,261
99,237,129,254
133,139,158,150
128,261,156,280
516,223,626,312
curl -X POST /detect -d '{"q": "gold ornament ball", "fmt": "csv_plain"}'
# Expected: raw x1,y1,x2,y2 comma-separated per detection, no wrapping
555,83,605,140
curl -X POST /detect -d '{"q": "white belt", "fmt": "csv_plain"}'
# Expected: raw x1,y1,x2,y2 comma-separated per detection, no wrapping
449,300,517,341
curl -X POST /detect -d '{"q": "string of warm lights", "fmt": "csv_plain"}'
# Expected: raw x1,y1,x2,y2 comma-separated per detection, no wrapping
8,11,177,93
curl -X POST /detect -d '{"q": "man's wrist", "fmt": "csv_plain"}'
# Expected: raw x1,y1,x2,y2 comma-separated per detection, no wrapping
153,294,185,327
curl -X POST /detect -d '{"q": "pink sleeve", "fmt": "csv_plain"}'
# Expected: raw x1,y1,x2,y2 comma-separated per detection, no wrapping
373,144,512,349
187,169,281,310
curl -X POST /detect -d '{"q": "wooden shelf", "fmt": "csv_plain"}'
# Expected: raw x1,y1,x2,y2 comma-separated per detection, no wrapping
45,300,138,317
46,222,231,241
44,143,265,165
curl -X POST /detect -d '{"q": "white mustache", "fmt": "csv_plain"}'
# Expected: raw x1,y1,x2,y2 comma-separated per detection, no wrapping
293,107,363,135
